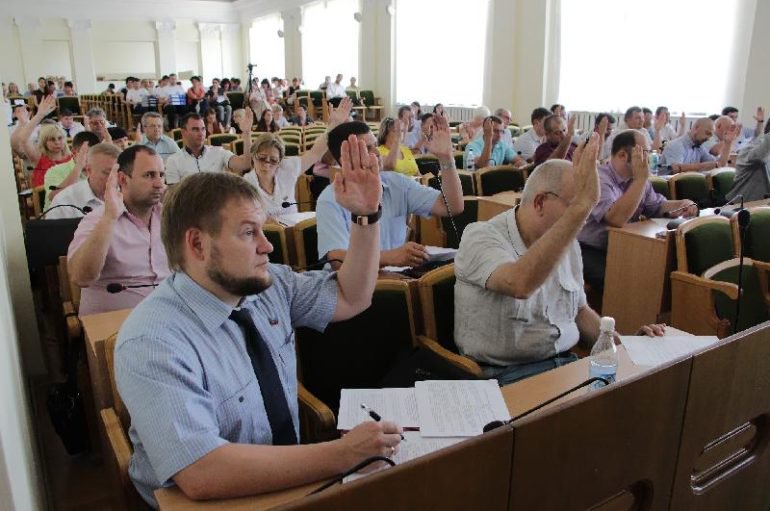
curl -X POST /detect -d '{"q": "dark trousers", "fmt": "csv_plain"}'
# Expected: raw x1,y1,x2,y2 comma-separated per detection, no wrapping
579,242,608,293
163,105,188,129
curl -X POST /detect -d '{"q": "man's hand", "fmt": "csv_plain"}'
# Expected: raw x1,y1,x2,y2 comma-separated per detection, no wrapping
597,116,609,139
637,323,666,336
103,165,123,221
630,144,650,181
482,117,493,142
35,95,57,119
385,242,429,268
237,106,254,133
328,96,353,129
425,114,453,160
134,120,143,142
566,115,576,139
724,122,740,145
754,106,765,124
337,420,402,471
333,134,382,216
15,106,30,124
391,118,404,148
571,133,600,212
654,113,666,132
75,141,89,168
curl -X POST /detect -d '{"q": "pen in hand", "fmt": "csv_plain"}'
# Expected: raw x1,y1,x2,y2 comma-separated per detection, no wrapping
360,403,406,441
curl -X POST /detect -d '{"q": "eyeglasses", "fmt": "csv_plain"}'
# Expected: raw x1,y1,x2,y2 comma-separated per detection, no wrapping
542,191,571,206
255,154,281,165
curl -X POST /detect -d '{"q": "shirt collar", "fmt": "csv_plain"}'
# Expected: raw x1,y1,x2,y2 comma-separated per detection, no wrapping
606,161,631,185
506,206,528,257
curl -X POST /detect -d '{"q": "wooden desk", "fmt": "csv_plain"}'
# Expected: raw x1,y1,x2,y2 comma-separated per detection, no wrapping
477,191,521,221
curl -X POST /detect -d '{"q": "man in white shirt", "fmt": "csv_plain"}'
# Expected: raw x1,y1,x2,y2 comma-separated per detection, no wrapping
125,78,148,115
492,108,515,148
47,143,121,219
162,74,189,129
326,74,346,107
513,107,551,162
165,111,254,185
58,109,85,138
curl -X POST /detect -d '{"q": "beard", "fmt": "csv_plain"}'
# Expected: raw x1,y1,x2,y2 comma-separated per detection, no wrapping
206,244,273,297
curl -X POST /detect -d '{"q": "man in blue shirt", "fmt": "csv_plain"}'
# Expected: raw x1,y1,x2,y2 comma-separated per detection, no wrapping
116,147,402,506
464,115,521,169
317,117,464,268
662,118,736,174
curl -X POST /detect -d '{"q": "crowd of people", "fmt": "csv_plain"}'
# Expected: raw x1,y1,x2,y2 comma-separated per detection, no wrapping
6,67,770,508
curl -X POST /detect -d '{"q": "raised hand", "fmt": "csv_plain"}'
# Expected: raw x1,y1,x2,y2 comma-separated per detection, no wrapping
654,113,666,131
425,114,453,159
74,141,90,168
597,115,609,139
328,96,353,129
333,134,382,216
238,105,254,133
724,122,740,144
103,165,123,221
754,106,765,124
572,133,600,211
566,114,576,138
391,118,404,147
482,117,493,141
36,95,57,118
630,144,650,182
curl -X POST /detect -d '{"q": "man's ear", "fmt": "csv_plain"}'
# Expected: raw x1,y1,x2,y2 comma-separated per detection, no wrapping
185,228,206,263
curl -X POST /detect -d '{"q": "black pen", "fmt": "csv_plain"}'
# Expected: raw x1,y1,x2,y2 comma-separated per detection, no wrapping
360,403,405,441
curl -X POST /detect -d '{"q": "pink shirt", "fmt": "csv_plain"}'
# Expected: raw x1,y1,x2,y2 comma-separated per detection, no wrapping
68,202,170,316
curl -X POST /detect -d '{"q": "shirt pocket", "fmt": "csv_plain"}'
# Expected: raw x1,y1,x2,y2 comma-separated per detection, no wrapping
216,379,267,442
547,273,581,323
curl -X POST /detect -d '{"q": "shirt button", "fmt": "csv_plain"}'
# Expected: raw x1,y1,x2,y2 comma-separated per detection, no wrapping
238,396,244,403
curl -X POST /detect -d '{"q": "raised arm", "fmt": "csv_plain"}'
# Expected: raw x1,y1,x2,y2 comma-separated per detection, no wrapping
753,107,765,138
475,117,494,168
717,123,739,168
426,114,464,217
227,107,254,173
299,97,353,171
603,145,650,227
51,141,89,199
548,115,576,161
382,119,403,171
11,95,57,165
651,115,665,151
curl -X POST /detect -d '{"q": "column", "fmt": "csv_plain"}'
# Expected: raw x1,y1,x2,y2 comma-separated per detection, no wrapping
220,24,242,80
359,0,394,112
281,8,303,81
155,21,177,76
13,17,44,87
0,17,24,86
67,19,97,94
197,22,223,81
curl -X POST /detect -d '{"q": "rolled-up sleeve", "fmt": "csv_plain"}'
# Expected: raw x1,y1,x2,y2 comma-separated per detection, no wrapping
455,222,516,289
284,267,338,331
316,188,351,257
67,209,101,260
403,174,440,217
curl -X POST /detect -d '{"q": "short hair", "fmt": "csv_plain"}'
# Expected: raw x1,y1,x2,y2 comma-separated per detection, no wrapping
642,107,652,115
488,115,503,125
161,172,260,271
655,106,669,116
473,106,491,119
86,107,106,119
520,159,571,205
190,76,201,82
420,112,434,123
117,145,158,176
721,106,739,116
180,112,203,129
64,81,73,88
327,121,371,162
611,129,640,156
250,132,286,161
397,105,412,119
543,115,563,133
141,111,163,125
88,142,121,161
59,109,74,117
531,107,551,123
708,114,720,121
271,103,284,113
108,126,128,140
550,104,564,113
72,131,100,151
595,112,616,126
624,106,642,121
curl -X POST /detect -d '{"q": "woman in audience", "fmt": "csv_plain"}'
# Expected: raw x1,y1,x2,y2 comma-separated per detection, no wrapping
272,104,290,129
433,103,447,119
377,117,419,177
231,109,245,134
256,108,279,133
6,82,22,98
204,109,224,135
11,95,72,187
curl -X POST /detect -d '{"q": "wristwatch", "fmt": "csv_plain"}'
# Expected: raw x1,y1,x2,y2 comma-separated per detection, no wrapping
351,205,382,226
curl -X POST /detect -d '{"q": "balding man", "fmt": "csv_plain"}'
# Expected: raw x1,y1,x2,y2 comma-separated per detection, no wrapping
662,118,736,174
455,134,666,384
492,108,514,148
702,115,737,157
533,115,577,166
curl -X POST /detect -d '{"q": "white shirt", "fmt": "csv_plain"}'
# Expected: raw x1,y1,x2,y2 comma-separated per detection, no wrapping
243,156,303,218
164,146,235,184
326,82,346,99
512,128,542,160
46,180,104,219
59,121,86,138
126,88,149,106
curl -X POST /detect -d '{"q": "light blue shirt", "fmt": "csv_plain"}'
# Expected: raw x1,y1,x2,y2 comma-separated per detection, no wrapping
115,268,337,508
403,121,421,148
662,133,716,167
137,134,181,161
316,171,440,257
463,137,516,169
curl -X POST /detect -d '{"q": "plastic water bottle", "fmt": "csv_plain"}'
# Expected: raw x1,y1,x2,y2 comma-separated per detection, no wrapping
589,316,618,389
466,148,475,172
648,150,659,176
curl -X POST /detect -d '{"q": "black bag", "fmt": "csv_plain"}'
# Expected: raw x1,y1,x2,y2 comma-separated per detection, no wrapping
47,379,90,455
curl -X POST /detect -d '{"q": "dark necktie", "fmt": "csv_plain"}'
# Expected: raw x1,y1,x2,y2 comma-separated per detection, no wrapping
64,127,71,137
229,308,298,445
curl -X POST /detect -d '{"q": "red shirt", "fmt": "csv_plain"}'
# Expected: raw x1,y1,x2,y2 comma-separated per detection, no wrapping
32,153,72,187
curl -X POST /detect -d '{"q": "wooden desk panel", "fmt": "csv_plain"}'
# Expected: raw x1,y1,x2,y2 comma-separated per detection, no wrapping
477,191,521,221
82,308,132,415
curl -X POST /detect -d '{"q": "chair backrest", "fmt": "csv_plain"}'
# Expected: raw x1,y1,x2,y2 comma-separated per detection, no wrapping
295,280,416,415
169,128,182,141
284,143,301,157
264,224,290,265
208,133,238,147
359,90,375,106
709,168,736,206
31,185,45,217
225,91,245,109
441,197,479,249
705,258,769,333
649,176,671,199
293,218,318,268
426,170,476,196
105,333,130,431
294,174,314,213
57,96,81,115
232,139,244,155
418,264,459,352
415,156,441,175
669,172,711,207
675,216,734,275
735,206,770,262
475,165,526,196
58,255,80,310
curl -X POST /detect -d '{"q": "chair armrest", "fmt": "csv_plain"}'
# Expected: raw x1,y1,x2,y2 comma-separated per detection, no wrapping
753,260,770,272
671,271,739,300
298,383,338,443
100,408,133,486
416,335,483,377
62,301,82,339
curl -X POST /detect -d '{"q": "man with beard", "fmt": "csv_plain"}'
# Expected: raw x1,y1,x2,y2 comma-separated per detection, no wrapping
68,145,169,315
114,137,401,507
662,117,737,174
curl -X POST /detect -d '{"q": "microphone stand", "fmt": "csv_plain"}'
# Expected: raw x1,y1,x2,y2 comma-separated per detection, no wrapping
734,202,749,335
247,63,255,97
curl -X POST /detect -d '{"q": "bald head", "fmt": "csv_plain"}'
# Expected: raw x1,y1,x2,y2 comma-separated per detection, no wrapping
714,115,735,139
690,118,715,145
521,159,573,205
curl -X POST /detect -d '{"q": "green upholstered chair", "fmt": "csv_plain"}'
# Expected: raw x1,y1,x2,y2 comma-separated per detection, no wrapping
415,156,441,175
416,264,482,377
208,133,238,147
426,170,476,196
675,216,734,276
709,260,770,334
231,139,244,155
669,172,712,208
441,197,479,249
454,152,464,169
284,143,300,156
225,91,245,109
736,206,770,262
359,90,383,121
649,176,671,199
708,168,735,207
263,224,289,265
293,217,318,269
475,165,527,196
169,128,182,141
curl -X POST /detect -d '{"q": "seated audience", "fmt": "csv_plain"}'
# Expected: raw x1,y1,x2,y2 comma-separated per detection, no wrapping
134,111,181,161
578,130,699,291
533,115,577,166
187,76,208,115
85,107,112,142
209,81,232,130
702,115,737,157
642,107,653,132
513,107,551,162
47,143,121,219
67,145,170,315
662,118,736,173
272,104,290,129
108,127,130,150
346,76,360,96
162,74,189,129
454,135,665,385
377,117,419,177
204,109,225,135
256,108,279,133
648,106,682,145
410,112,435,155
721,106,765,151
433,103,446,118
317,116,463,268
45,131,100,208
458,106,490,144
326,74,346,107
727,120,770,202
58,109,85,138
586,112,614,159
11,95,72,186
550,103,566,119
397,105,420,150
490,108,514,148
125,78,148,114
165,112,253,184
604,106,657,159
464,116,522,168
290,105,314,126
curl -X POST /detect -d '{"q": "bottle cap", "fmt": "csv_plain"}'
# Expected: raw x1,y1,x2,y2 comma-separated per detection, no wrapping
600,316,615,332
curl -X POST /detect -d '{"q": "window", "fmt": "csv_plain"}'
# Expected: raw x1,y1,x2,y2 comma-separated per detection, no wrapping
559,0,741,113
249,14,286,80
395,0,490,106
301,0,360,88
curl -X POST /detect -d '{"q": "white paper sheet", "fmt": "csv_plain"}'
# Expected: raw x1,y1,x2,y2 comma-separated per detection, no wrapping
343,431,465,483
620,335,719,367
337,388,420,430
415,380,511,437
278,211,316,227
425,246,457,262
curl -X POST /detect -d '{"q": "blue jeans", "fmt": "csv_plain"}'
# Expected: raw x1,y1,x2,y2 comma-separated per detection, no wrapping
481,352,579,386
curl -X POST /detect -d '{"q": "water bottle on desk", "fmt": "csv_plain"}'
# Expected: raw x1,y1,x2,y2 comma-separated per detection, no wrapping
466,148,475,172
589,316,618,389
648,150,659,176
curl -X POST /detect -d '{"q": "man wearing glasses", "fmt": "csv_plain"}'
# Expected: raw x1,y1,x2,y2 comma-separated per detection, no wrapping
464,115,523,169
134,111,181,161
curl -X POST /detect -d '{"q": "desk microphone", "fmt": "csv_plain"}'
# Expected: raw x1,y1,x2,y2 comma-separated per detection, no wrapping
38,204,92,219
106,282,159,294
733,208,751,335
483,376,610,433
713,194,744,217
281,200,315,208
